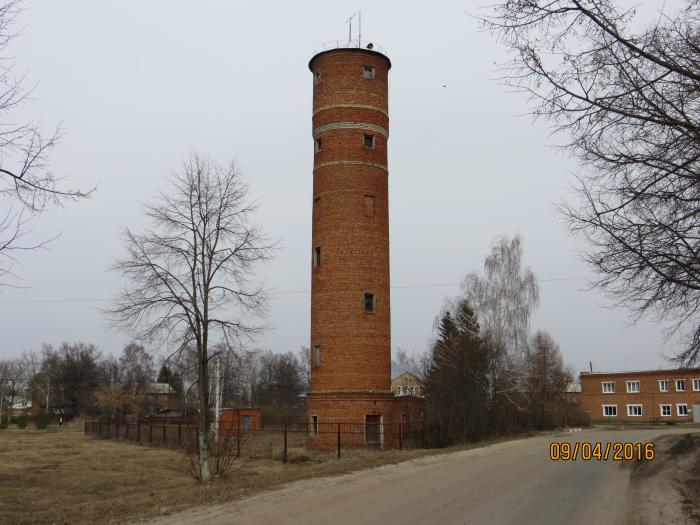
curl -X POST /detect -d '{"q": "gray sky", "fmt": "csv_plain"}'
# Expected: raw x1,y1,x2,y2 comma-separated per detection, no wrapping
0,1,681,372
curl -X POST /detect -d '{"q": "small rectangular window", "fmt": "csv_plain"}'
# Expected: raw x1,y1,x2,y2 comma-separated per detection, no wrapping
601,381,615,394
626,380,640,393
693,378,700,391
363,293,375,313
313,247,321,268
363,65,375,79
676,379,685,392
364,195,375,217
659,379,669,392
313,345,321,367
626,404,642,417
315,138,322,153
363,134,375,148
314,70,321,85
602,405,617,417
677,403,689,416
310,415,319,437
660,404,672,417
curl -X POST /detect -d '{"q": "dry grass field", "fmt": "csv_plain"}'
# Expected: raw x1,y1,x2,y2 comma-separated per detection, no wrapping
0,421,482,525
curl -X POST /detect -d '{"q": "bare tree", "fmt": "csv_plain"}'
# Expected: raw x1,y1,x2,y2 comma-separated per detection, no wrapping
461,235,539,407
480,1,700,363
108,153,273,481
525,331,571,429
0,1,92,283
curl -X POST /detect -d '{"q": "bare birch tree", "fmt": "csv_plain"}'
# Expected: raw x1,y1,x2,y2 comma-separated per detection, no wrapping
480,1,700,363
0,1,91,283
461,235,539,408
108,153,273,481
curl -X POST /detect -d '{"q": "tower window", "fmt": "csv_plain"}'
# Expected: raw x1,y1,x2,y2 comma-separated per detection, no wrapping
314,70,321,85
363,65,375,79
315,138,322,153
310,415,319,437
313,345,321,367
363,293,375,313
364,195,375,217
313,247,321,268
363,134,375,148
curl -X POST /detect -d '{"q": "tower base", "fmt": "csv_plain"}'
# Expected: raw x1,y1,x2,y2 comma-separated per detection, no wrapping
306,391,425,451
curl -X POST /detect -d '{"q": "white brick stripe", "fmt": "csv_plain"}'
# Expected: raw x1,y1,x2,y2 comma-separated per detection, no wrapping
313,104,389,117
312,121,389,138
314,160,388,172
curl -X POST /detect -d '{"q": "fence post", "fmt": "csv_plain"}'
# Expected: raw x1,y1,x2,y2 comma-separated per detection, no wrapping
283,421,288,464
99,420,103,437
422,421,426,448
163,424,167,446
236,412,241,458
149,421,153,444
137,421,141,444
84,419,87,433
116,420,120,440
399,423,403,451
337,423,341,459
178,422,182,448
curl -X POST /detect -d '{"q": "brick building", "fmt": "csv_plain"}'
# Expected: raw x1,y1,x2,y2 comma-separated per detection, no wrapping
579,369,700,423
306,42,424,449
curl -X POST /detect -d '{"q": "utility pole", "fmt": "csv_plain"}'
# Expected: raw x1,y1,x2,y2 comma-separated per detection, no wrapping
215,358,221,440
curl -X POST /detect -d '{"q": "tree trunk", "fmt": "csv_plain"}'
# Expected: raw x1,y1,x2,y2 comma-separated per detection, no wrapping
197,342,211,481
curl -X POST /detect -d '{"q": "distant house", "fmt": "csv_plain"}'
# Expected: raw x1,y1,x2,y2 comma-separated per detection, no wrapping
219,408,262,434
143,383,178,414
7,397,31,417
391,372,424,398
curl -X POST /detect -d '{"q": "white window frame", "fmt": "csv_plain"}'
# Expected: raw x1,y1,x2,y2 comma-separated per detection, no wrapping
601,381,615,394
602,405,617,417
626,380,640,393
677,403,689,416
693,378,700,392
626,404,643,417
658,379,669,392
675,379,685,392
660,404,672,417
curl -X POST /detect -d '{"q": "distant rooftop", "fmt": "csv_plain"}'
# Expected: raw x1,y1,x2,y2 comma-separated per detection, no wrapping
581,367,700,376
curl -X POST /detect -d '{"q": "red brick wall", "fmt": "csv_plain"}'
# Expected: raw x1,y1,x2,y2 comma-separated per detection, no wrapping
579,369,700,423
309,48,392,394
220,408,262,433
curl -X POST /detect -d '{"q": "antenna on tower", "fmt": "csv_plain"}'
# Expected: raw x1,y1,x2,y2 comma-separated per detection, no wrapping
346,12,357,44
359,11,362,48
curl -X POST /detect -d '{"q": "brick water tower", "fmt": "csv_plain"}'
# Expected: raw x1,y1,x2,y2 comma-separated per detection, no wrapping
307,43,421,449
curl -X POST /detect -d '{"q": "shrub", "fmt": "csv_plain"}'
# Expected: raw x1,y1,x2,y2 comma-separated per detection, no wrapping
32,412,51,430
0,416,8,429
16,414,27,429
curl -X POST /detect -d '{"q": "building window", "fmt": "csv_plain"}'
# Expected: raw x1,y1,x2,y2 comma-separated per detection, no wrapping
363,134,375,148
626,404,642,417
410,386,416,396
363,65,375,79
602,382,615,394
676,379,685,392
313,345,321,367
364,195,375,217
659,380,669,392
315,138,322,153
677,404,689,416
313,247,321,268
310,415,319,437
313,197,320,219
602,405,617,417
660,404,672,417
626,380,640,393
314,70,321,85
363,293,375,313
693,378,700,391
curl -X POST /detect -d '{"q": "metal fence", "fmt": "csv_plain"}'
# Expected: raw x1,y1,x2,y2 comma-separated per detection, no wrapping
84,418,431,461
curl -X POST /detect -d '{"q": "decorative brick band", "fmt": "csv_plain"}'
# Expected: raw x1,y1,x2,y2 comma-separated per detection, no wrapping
314,160,388,172
312,121,389,138
313,104,389,118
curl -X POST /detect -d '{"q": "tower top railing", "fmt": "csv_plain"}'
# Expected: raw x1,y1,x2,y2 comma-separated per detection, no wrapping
312,40,389,58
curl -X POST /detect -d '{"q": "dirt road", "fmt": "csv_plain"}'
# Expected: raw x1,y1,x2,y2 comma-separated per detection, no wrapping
139,427,697,525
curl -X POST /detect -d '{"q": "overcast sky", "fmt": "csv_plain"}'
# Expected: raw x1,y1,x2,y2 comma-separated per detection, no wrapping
0,1,682,373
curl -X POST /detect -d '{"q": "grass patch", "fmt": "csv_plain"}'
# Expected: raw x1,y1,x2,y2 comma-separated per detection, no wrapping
0,422,549,524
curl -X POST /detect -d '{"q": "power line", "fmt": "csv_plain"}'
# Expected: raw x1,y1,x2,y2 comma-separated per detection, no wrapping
0,277,588,304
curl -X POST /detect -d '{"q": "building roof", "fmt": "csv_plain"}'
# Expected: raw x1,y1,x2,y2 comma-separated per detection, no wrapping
580,368,700,377
391,371,422,382
143,383,176,394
